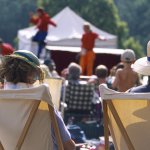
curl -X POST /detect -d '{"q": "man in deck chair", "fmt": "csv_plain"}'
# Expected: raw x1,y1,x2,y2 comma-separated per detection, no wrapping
0,50,75,150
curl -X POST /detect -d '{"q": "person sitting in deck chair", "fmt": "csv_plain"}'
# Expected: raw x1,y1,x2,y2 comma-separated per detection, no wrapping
0,50,75,150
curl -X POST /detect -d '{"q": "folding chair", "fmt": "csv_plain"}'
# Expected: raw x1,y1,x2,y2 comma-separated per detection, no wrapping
35,78,63,110
99,84,150,150
44,78,62,110
0,84,63,150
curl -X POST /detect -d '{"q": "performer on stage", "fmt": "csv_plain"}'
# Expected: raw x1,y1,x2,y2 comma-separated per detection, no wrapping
30,7,57,58
80,23,106,76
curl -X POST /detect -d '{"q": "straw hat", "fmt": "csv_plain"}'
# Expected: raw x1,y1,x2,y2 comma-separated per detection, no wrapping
4,50,44,82
6,50,40,69
132,41,150,76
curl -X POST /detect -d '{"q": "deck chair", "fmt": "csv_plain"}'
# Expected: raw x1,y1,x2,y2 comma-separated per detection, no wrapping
35,78,62,110
44,78,62,110
99,84,150,150
0,84,64,150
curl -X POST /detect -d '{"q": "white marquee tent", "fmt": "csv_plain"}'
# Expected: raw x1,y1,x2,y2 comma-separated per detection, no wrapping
18,7,122,55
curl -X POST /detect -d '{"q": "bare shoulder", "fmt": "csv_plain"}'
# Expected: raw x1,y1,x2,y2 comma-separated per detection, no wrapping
116,68,123,76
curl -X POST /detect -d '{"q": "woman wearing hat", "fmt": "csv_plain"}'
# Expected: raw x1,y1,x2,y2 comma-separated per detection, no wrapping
129,41,150,93
0,50,75,150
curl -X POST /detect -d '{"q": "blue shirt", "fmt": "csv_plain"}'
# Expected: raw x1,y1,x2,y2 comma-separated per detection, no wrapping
129,84,150,93
4,82,71,150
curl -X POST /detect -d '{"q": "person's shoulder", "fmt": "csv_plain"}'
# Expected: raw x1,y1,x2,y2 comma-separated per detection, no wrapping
116,68,123,74
129,85,150,93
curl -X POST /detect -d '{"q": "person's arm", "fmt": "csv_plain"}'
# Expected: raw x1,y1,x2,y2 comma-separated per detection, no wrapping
30,14,39,25
49,18,57,27
98,35,107,41
63,139,76,150
112,70,120,90
54,109,76,150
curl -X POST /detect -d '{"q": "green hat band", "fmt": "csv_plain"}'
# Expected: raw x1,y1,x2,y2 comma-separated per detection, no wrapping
13,50,40,68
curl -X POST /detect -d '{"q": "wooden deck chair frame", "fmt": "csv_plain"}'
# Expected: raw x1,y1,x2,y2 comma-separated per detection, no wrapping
15,101,64,150
0,85,64,150
99,84,150,150
35,77,63,111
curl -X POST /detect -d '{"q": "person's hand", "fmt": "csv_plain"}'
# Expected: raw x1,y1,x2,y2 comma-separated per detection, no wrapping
99,36,107,41
80,48,87,56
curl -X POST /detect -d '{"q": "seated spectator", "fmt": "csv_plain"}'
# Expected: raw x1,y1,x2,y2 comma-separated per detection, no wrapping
44,59,60,78
90,65,109,123
64,62,95,122
129,41,150,93
0,38,14,56
40,64,52,78
68,62,82,82
112,49,140,92
0,50,75,150
95,64,108,85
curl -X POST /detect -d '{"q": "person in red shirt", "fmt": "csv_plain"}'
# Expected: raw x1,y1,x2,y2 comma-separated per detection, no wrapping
0,38,14,56
79,23,106,76
30,8,57,58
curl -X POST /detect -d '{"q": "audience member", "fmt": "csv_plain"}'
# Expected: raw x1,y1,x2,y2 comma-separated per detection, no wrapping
129,41,150,93
92,65,109,123
95,65,108,85
44,59,60,78
68,62,82,82
0,50,75,150
0,38,14,56
112,49,140,92
40,64,52,78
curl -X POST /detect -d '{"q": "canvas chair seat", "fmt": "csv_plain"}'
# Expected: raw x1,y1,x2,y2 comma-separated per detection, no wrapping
35,78,62,110
0,84,63,150
99,84,150,150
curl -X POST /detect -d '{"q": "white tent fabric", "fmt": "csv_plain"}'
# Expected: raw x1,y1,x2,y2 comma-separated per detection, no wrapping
18,7,118,55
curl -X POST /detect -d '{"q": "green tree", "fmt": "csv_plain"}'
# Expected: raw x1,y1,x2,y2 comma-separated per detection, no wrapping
115,0,150,53
39,0,143,56
0,0,36,46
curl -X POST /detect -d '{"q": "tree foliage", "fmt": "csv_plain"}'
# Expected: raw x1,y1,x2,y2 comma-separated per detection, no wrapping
0,0,36,46
115,0,150,53
39,0,143,56
0,0,144,56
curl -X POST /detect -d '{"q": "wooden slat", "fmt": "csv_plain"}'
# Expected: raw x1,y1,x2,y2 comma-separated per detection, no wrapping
15,101,40,150
48,105,64,150
103,100,110,150
0,141,4,150
108,100,135,150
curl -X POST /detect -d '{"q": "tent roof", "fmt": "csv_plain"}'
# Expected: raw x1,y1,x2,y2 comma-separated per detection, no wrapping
46,6,116,41
46,6,117,48
18,6,118,50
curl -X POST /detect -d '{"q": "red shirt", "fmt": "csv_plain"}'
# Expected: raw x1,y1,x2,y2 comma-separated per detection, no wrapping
81,32,98,51
30,13,56,32
0,43,14,56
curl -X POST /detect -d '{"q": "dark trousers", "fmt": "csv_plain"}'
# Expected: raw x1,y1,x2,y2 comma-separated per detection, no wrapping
32,31,47,58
